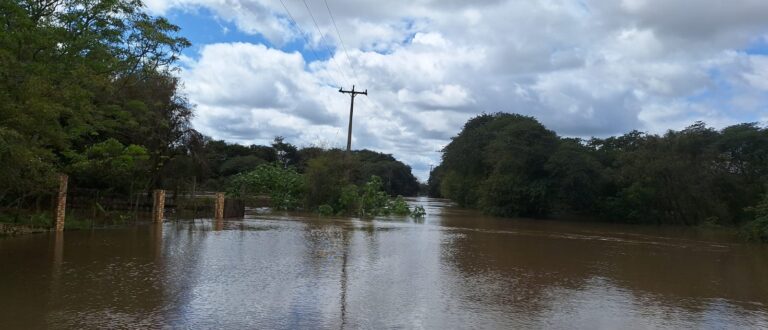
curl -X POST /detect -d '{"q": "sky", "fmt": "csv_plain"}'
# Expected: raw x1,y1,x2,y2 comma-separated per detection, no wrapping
144,0,768,181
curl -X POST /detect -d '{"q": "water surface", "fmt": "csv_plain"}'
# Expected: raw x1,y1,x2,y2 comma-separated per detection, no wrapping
1,198,767,328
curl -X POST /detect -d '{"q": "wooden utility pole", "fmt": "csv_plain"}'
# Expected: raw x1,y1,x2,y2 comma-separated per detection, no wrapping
339,85,367,151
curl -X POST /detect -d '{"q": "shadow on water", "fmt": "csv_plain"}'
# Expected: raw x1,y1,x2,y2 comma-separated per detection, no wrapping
0,198,767,328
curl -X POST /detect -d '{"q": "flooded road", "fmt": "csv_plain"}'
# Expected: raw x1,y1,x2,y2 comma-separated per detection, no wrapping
1,198,768,328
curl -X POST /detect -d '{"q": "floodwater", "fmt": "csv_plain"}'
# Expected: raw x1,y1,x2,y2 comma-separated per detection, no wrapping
1,198,768,329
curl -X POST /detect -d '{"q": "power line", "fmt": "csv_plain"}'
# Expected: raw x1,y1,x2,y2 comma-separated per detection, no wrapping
277,0,342,87
277,0,347,151
301,0,351,87
323,0,360,84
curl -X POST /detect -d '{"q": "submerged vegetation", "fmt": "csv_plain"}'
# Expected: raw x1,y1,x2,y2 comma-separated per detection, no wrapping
227,164,304,211
429,113,768,241
743,194,768,242
226,162,424,218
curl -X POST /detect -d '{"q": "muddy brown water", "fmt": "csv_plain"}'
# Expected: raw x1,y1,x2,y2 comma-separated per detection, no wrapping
1,198,767,328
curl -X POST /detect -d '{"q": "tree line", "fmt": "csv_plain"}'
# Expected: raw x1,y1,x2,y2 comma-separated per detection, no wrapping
429,113,768,241
0,0,419,216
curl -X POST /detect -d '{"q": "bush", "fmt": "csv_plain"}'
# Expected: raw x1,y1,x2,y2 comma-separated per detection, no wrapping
743,194,768,242
338,184,359,214
389,196,410,216
411,205,426,218
359,176,389,216
227,163,304,210
318,204,334,216
742,218,768,242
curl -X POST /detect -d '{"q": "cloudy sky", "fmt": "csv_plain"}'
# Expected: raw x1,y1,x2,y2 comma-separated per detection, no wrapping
144,0,768,181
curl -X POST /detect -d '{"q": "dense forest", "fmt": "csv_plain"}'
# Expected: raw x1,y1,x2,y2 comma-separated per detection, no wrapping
429,113,768,241
0,0,418,216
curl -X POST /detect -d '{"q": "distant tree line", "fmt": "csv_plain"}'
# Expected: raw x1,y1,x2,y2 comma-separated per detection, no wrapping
429,113,768,241
196,138,420,198
0,0,419,214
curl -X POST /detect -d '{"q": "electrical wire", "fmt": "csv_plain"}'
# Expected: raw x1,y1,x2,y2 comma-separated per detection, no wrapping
301,0,352,87
277,0,343,88
323,0,360,84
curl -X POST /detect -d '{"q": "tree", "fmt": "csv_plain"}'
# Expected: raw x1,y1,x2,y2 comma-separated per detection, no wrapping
0,0,190,206
272,136,298,168
439,113,558,216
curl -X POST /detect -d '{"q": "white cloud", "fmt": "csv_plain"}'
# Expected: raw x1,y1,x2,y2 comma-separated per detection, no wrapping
183,43,345,143
398,85,474,109
743,56,768,91
160,0,768,180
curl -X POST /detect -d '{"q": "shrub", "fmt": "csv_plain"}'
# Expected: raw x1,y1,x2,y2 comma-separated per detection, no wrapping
743,194,768,242
411,205,426,218
389,196,410,216
227,163,304,210
318,204,334,216
359,176,389,216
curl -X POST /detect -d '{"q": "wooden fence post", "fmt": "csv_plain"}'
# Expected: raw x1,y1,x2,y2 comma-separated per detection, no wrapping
152,189,165,223
54,174,68,232
215,192,225,220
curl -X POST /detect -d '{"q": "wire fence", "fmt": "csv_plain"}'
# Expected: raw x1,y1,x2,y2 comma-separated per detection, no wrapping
0,176,252,231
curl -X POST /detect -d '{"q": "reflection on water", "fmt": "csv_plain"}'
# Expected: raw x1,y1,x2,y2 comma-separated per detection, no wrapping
1,197,767,328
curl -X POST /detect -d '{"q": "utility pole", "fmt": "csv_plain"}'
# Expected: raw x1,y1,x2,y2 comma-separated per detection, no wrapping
339,85,367,151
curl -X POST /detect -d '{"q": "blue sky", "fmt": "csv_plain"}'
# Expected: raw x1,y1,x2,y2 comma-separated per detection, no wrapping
167,7,333,63
145,0,768,181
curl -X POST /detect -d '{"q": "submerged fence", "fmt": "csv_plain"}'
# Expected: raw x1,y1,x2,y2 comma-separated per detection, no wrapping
3,174,247,232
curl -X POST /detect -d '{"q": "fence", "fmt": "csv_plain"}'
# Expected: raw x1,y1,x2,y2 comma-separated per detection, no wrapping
46,175,246,231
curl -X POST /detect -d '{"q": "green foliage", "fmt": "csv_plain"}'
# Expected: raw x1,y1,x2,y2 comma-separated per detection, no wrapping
743,194,768,242
308,174,416,218
545,138,603,213
338,184,360,215
0,0,192,205
0,128,58,202
431,114,768,228
67,138,150,192
218,156,266,177
318,204,334,217
390,196,411,216
227,164,304,210
303,150,353,209
427,165,444,198
301,148,420,213
742,218,768,242
63,215,94,231
272,136,299,168
411,205,426,218
350,177,417,217
0,211,53,228
0,0,426,220
359,176,390,216
354,150,420,196
438,113,558,217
